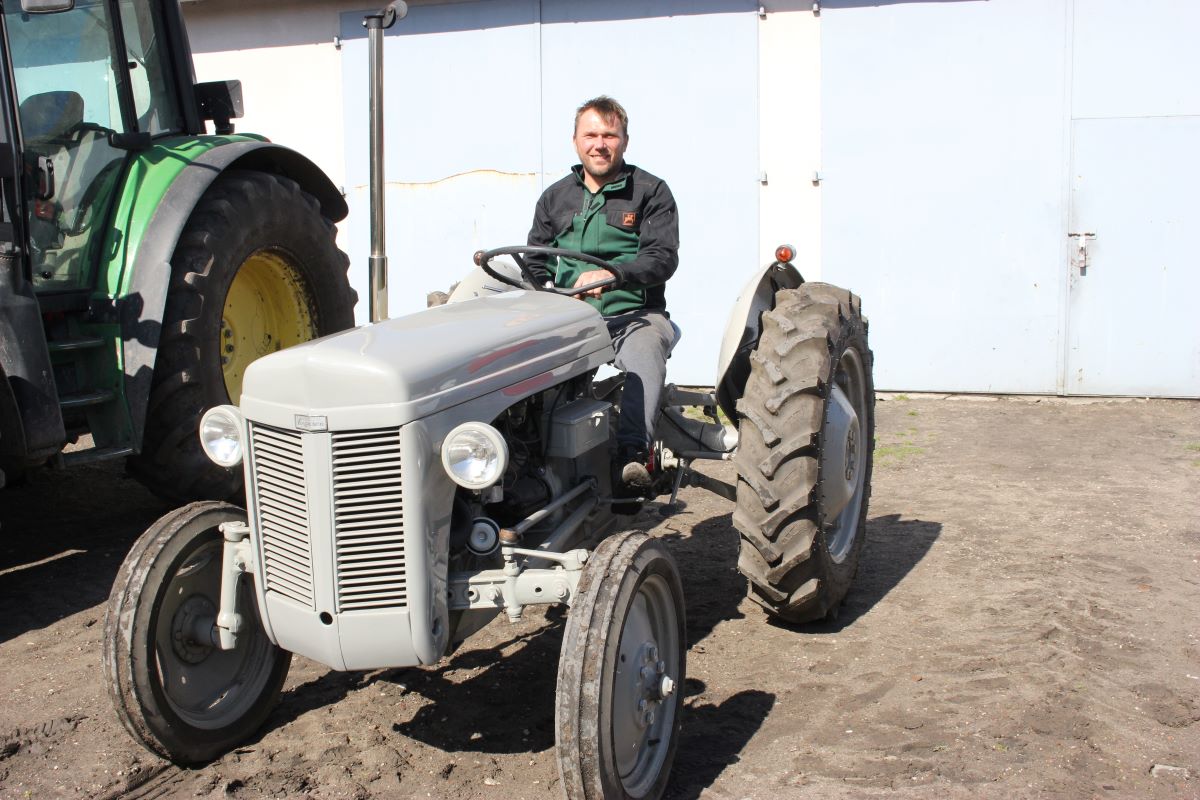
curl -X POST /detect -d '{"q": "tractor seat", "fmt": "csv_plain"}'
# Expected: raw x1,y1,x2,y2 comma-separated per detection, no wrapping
19,91,84,144
668,320,682,356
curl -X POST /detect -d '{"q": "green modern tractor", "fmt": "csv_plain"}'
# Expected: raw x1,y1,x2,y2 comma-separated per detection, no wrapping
0,0,357,500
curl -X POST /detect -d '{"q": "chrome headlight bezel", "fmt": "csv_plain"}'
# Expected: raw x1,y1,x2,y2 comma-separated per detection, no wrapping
199,405,245,468
440,422,509,490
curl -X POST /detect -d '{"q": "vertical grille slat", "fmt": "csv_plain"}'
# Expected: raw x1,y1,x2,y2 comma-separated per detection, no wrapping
250,423,314,608
248,422,407,615
332,427,407,612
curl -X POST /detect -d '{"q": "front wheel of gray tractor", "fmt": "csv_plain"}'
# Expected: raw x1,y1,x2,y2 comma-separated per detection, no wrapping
104,502,291,764
128,170,357,502
556,531,686,800
732,283,875,624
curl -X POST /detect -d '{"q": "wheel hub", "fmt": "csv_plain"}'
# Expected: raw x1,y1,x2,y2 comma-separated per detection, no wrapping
629,641,672,729
171,595,216,664
820,384,861,521
844,421,858,482
818,346,869,564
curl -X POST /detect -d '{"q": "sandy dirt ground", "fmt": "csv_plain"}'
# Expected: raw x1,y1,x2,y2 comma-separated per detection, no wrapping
0,395,1197,800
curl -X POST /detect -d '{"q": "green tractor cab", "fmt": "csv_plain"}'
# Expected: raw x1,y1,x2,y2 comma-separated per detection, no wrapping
0,0,357,499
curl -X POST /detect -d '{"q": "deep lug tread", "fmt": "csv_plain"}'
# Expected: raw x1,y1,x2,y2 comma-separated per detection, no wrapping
757,429,819,479
127,170,356,503
732,282,875,624
731,509,781,562
750,350,786,385
734,400,780,447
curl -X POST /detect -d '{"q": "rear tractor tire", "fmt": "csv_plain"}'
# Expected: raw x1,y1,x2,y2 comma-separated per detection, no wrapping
104,502,290,764
732,283,875,624
128,170,357,502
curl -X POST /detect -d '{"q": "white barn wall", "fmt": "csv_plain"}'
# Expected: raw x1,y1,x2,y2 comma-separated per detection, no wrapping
182,1,362,193
181,0,823,317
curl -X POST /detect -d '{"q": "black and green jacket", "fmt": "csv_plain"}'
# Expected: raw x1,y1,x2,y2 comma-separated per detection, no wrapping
526,163,679,316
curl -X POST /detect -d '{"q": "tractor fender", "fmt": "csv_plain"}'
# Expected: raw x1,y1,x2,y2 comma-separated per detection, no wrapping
713,261,804,423
119,141,346,448
0,253,65,468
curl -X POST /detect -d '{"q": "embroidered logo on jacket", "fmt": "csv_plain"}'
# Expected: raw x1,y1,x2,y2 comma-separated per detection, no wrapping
621,211,638,227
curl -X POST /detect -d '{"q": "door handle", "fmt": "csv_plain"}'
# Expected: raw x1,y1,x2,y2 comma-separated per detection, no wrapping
1068,232,1096,276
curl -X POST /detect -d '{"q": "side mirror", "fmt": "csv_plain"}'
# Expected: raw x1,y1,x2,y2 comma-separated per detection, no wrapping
20,0,74,12
194,80,243,136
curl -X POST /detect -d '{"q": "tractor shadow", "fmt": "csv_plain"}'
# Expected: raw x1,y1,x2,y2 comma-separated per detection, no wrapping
0,462,166,643
770,513,943,634
387,618,567,753
669,685,777,800
258,511,936,795
258,621,569,755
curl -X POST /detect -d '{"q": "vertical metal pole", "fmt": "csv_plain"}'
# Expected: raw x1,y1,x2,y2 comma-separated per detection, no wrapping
362,3,406,323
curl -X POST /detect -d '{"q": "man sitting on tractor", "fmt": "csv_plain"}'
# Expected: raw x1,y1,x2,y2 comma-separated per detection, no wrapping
526,95,680,494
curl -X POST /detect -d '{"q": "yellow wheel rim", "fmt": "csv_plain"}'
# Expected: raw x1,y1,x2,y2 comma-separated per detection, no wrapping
221,250,317,403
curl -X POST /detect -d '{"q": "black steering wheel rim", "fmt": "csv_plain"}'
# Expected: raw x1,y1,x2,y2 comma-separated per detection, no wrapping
474,245,626,297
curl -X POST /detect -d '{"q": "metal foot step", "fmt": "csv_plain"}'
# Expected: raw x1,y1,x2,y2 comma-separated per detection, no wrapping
47,336,105,353
61,445,135,466
58,389,115,410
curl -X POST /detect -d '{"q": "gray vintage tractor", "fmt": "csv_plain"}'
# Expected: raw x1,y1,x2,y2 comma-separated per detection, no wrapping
103,5,874,798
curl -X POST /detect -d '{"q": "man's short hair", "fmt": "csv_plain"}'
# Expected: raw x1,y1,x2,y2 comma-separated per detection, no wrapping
575,96,629,136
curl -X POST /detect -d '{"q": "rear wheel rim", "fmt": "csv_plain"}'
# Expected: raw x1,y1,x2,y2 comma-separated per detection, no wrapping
221,250,316,403
823,346,868,563
611,573,681,796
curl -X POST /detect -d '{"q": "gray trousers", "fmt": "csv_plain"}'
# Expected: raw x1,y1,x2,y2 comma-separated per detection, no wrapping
606,309,676,454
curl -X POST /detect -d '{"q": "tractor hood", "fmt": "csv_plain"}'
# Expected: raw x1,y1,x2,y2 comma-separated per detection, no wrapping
239,291,613,430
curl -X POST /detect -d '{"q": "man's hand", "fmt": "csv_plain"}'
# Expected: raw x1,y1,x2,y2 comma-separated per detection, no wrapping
573,269,612,299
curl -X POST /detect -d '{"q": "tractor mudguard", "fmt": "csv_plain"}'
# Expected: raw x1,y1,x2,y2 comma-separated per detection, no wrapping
714,260,804,423
115,140,347,448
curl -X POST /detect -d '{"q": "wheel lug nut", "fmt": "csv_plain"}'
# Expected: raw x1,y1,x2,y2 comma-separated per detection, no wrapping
657,660,666,674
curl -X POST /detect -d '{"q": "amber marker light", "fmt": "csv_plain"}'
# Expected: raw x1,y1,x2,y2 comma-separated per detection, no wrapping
774,244,796,264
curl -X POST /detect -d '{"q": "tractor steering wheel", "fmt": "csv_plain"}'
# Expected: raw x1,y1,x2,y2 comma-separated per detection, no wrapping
474,246,625,298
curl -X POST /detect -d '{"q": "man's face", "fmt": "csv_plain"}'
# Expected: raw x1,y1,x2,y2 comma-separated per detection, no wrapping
573,109,628,185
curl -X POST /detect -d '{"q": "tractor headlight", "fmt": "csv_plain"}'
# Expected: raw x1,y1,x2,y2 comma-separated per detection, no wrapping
199,405,245,468
441,422,508,490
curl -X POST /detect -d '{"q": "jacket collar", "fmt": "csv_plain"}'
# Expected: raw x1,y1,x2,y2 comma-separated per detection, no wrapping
572,162,632,193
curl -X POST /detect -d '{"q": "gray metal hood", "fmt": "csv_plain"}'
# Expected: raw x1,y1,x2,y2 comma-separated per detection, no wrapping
239,290,613,430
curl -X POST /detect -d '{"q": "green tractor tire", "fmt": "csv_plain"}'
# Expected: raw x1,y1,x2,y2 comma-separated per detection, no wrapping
127,169,357,502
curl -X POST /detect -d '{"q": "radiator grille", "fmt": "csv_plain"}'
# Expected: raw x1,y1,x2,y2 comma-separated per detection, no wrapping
331,427,407,612
249,423,314,608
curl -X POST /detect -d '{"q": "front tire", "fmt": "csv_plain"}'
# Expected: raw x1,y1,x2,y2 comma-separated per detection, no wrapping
104,501,290,764
732,283,875,623
128,170,357,502
556,531,686,800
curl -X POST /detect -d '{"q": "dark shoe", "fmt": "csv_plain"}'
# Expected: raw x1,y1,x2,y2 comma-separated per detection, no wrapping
619,453,653,496
621,460,652,492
